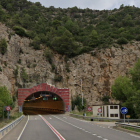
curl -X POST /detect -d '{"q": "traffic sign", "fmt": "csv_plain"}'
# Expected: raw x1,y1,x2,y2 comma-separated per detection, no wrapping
121,107,128,114
98,108,102,113
126,115,130,118
87,107,92,112
6,106,11,111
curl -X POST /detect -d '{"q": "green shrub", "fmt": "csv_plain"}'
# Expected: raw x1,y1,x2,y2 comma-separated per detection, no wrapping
54,75,62,82
44,48,52,64
0,38,7,55
117,37,128,45
20,67,28,82
12,26,27,37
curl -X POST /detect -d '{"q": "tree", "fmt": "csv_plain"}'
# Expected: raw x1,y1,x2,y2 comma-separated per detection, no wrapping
88,30,99,47
0,86,13,117
65,20,79,35
72,95,86,112
52,20,61,30
111,76,133,104
51,30,78,57
129,58,140,90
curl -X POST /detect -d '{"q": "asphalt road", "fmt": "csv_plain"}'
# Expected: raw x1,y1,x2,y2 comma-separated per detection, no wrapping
2,114,140,140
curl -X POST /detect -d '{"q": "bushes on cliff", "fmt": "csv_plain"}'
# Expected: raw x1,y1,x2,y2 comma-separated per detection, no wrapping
12,26,28,37
20,68,28,83
0,38,7,55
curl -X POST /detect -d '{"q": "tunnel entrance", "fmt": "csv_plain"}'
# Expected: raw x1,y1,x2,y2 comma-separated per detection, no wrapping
23,91,65,115
18,83,69,115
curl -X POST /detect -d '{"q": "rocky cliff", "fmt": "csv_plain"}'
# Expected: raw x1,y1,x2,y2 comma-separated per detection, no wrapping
0,23,140,106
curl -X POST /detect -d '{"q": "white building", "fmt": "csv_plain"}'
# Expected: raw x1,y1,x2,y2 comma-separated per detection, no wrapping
92,104,120,119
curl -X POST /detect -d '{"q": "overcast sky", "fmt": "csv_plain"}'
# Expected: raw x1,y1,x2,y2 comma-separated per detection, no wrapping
28,0,140,10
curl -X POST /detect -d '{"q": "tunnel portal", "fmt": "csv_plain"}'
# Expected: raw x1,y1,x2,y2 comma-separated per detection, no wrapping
18,83,69,115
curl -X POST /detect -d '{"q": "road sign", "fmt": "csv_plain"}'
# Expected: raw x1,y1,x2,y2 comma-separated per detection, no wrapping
126,115,130,118
98,108,102,113
19,106,22,113
87,107,92,112
121,107,128,114
6,106,11,111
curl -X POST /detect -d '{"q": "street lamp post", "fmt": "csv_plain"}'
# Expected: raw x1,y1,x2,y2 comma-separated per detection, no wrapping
81,79,85,116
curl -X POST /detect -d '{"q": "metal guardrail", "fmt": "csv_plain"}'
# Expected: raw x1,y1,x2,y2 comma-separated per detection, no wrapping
115,122,140,131
70,113,140,122
0,115,23,139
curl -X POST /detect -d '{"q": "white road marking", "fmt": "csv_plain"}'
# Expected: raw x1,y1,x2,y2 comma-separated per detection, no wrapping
97,136,102,138
17,115,29,140
53,115,109,140
69,116,89,122
49,117,52,119
63,117,67,119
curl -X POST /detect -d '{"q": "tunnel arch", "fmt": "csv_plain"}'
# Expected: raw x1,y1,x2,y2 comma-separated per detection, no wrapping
18,83,69,112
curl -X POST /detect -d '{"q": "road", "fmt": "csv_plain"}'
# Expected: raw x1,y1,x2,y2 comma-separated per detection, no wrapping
1,114,140,140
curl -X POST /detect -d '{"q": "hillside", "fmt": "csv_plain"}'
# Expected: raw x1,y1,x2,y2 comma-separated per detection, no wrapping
0,1,140,57
0,1,140,107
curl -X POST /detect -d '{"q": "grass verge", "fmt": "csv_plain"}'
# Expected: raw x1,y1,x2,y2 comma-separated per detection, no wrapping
121,126,140,133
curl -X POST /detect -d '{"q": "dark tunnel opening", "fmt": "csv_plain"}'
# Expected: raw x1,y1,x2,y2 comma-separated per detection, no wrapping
22,91,66,115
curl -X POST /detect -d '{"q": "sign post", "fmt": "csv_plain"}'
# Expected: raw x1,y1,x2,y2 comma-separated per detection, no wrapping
87,107,92,116
126,115,130,124
6,106,11,120
97,108,102,121
120,107,128,123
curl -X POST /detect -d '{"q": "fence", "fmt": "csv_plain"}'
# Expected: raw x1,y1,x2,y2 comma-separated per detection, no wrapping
0,115,23,139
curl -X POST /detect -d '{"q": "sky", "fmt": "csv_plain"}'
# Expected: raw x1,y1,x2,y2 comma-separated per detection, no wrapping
29,0,140,10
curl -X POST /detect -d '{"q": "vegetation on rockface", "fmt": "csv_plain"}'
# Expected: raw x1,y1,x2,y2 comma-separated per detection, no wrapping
71,95,86,112
20,67,28,83
0,1,139,57
111,58,140,118
0,86,14,118
0,38,7,55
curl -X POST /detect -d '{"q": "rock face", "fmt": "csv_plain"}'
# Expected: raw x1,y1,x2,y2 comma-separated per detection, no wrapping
0,23,140,106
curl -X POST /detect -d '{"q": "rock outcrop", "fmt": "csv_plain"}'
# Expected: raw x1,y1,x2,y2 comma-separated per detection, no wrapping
0,22,140,106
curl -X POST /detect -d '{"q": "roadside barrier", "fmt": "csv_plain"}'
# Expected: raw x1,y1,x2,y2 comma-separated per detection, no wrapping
115,122,140,129
70,113,140,122
0,115,23,139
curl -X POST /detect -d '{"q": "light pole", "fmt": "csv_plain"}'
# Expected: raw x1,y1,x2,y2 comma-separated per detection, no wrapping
81,79,85,116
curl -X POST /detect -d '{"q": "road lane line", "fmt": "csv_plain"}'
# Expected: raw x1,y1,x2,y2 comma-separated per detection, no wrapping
39,115,65,140
53,116,109,140
17,115,29,140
